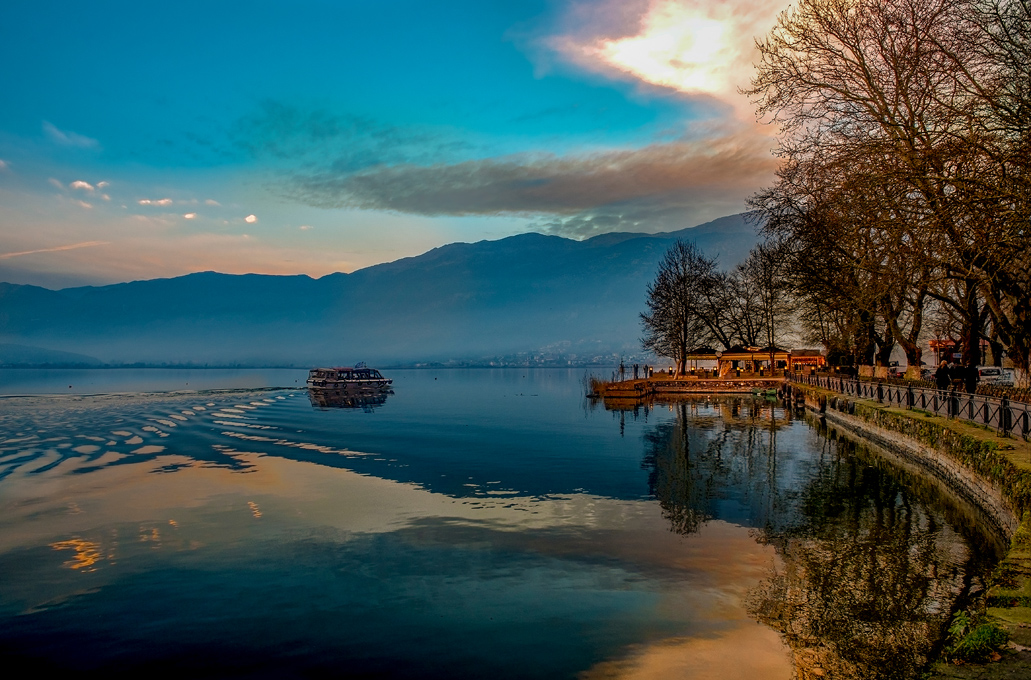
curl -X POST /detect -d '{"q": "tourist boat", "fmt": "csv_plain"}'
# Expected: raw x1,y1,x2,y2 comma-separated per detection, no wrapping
306,363,392,389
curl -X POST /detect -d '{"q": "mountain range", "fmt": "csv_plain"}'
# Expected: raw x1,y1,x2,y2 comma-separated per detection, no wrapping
0,214,760,367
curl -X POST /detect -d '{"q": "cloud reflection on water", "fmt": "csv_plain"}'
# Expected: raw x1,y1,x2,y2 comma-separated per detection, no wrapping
0,444,791,678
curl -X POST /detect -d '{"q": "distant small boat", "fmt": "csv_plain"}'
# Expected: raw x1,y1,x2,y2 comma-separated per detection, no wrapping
307,364,392,389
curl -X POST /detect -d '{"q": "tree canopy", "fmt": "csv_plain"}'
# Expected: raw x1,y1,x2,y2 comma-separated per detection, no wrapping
746,0,1031,375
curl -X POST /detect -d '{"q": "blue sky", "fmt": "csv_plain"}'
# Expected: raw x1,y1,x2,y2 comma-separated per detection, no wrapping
0,0,785,287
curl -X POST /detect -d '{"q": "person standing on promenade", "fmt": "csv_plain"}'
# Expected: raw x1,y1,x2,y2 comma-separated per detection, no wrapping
935,361,951,391
948,361,964,389
964,363,979,393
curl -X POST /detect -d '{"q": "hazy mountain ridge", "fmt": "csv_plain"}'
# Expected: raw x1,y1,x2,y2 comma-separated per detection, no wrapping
0,214,759,366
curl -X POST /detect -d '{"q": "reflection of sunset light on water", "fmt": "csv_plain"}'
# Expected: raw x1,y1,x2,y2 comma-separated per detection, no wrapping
579,624,788,680
50,538,103,571
248,501,262,518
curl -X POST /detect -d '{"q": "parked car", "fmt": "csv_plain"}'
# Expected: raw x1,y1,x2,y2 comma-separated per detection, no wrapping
977,366,1014,386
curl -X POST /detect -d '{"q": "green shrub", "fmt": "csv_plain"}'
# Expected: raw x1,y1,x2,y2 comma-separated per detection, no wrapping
946,610,1008,662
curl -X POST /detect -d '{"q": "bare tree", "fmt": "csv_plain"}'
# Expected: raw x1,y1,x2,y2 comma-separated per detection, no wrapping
739,240,792,356
750,160,903,366
641,240,721,375
746,0,1031,374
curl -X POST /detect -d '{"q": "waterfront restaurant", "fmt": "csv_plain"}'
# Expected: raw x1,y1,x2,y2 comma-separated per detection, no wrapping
717,346,791,376
683,346,720,374
788,348,828,373
663,347,827,378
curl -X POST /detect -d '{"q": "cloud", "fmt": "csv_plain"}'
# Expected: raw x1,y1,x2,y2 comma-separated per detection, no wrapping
48,178,65,190
204,199,221,206
43,121,100,149
283,123,777,236
0,241,108,260
0,159,9,172
244,214,257,223
184,213,197,219
75,200,93,209
70,180,95,191
13,229,347,284
239,100,777,234
541,0,783,113
138,198,173,206
299,225,313,231
231,100,473,172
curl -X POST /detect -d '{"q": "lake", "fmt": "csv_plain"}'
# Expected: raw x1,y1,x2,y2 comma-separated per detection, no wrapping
0,368,1003,678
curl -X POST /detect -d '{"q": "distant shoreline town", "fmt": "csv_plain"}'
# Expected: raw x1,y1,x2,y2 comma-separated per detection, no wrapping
0,353,641,371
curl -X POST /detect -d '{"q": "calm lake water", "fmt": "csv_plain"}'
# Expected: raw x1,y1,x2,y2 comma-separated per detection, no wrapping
0,368,1004,679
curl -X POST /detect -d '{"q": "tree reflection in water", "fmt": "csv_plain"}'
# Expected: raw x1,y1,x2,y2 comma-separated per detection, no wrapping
640,398,796,536
634,398,1002,679
748,442,966,679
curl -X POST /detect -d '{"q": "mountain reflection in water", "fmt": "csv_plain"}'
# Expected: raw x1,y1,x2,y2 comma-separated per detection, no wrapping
621,397,1002,680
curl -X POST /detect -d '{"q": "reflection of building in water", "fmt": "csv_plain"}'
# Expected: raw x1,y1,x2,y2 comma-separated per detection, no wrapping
308,386,393,411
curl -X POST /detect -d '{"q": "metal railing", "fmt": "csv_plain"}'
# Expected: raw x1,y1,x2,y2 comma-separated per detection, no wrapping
788,371,1031,440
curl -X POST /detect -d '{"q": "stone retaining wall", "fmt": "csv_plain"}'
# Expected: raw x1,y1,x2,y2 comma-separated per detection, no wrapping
793,383,1027,540
823,398,1018,539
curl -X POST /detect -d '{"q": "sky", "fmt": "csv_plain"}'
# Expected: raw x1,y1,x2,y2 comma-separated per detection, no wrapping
0,0,787,288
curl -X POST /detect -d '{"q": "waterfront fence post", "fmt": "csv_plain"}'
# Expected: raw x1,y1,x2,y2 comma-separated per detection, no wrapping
1001,396,1011,436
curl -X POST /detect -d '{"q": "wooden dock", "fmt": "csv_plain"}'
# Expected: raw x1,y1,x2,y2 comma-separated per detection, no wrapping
593,376,788,400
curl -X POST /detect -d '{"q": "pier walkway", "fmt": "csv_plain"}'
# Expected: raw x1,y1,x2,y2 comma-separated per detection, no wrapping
594,372,787,399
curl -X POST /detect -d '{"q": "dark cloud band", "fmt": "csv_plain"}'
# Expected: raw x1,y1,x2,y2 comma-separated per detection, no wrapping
282,132,777,235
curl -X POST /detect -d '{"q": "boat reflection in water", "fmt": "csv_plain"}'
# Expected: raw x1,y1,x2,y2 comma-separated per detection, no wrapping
307,384,393,411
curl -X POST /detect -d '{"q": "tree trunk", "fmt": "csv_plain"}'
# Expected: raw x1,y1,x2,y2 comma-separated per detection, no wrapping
876,342,894,367
960,279,982,368
855,310,878,365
